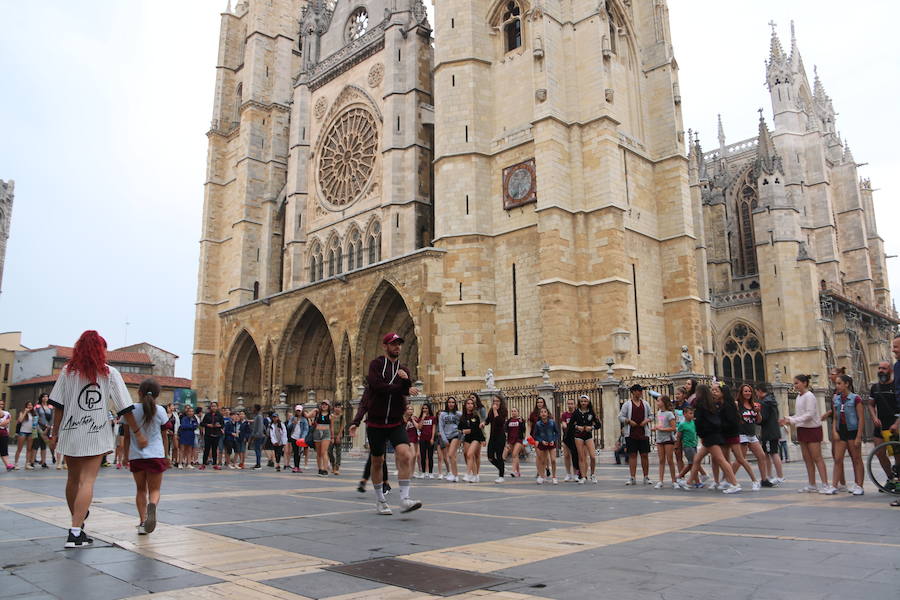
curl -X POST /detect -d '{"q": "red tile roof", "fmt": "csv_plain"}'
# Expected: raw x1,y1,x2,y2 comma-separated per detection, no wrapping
12,373,192,389
53,346,153,365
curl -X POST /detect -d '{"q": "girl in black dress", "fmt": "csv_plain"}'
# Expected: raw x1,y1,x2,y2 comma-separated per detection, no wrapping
460,397,485,483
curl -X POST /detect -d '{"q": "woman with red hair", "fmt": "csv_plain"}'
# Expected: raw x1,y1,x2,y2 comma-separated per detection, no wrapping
48,331,147,548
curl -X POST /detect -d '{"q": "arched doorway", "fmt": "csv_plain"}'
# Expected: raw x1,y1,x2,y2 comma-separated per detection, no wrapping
226,330,262,407
281,302,337,407
357,281,419,380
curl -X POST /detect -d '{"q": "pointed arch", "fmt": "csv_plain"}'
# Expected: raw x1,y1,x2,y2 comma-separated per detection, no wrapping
719,319,766,384
224,329,262,407
278,300,337,406
356,280,419,381
325,230,343,277
364,218,382,264
732,165,759,277
345,225,363,271
308,238,324,282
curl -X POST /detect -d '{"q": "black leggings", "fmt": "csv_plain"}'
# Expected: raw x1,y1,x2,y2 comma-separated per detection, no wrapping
419,440,434,473
202,434,219,465
273,445,284,464
487,435,506,477
564,436,580,475
292,443,304,468
362,454,389,482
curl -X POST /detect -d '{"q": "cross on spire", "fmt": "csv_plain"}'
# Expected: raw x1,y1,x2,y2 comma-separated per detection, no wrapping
768,20,777,34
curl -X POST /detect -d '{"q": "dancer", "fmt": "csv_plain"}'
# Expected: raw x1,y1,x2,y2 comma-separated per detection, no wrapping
14,401,34,469
123,379,168,535
572,395,599,483
459,396,485,483
349,332,422,515
404,404,421,478
672,387,688,472
269,413,288,472
780,374,834,494
831,374,865,495
438,397,461,482
560,398,579,482
675,406,703,486
313,401,333,476
528,397,551,436
505,406,526,478
684,384,740,493
619,384,652,485
735,384,772,488
486,395,507,483
177,407,199,469
716,384,758,490
533,407,558,484
47,331,146,548
653,395,677,489
417,403,436,478
756,383,785,485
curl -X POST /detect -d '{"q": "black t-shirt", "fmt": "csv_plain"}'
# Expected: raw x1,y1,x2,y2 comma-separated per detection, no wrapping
201,412,224,437
870,382,898,428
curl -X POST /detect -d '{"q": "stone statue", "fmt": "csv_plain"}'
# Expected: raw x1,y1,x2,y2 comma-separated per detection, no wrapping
680,345,693,373
485,368,496,391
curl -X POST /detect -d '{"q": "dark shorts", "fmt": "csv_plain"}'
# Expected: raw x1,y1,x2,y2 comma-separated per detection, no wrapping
575,432,592,441
129,458,169,473
0,434,8,457
223,438,236,453
724,435,741,446
837,425,858,442
626,438,651,454
32,435,46,451
700,434,725,447
761,439,780,455
367,424,409,457
537,441,556,451
657,440,675,446
797,427,822,443
683,446,697,464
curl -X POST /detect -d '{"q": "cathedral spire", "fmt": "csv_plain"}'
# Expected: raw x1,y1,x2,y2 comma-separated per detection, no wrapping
756,109,780,175
717,114,726,150
768,20,785,65
843,139,855,164
225,0,232,13
788,20,805,72
813,66,830,103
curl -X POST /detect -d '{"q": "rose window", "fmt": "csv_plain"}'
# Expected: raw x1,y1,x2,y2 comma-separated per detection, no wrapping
317,107,378,207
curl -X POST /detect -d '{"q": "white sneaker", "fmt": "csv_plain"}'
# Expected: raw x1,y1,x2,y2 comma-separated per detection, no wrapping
851,485,864,496
474,475,480,483
376,501,392,515
643,477,652,485
413,473,423,479
462,474,472,483
577,477,586,484
551,477,558,485
653,481,664,489
819,485,837,495
444,473,454,481
590,475,598,484
400,498,423,513
625,477,636,485
187,465,195,469
836,484,849,493
495,477,505,483
137,524,147,535
699,474,710,483
716,482,728,490
751,481,761,491
722,484,742,494
564,474,572,482
671,482,679,489
536,476,544,485
797,485,817,493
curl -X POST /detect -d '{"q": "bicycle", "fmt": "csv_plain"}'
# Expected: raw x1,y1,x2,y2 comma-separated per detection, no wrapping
866,439,900,495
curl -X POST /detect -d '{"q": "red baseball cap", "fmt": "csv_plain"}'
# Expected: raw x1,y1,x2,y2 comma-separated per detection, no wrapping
382,332,404,345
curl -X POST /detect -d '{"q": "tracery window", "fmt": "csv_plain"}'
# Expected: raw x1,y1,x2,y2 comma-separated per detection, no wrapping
345,7,369,42
501,2,522,52
368,222,381,264
318,108,378,207
326,236,343,277
347,229,362,271
308,242,324,282
721,323,766,382
735,182,759,276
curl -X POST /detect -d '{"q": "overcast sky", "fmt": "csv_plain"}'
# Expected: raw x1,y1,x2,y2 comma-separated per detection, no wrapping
1,1,897,379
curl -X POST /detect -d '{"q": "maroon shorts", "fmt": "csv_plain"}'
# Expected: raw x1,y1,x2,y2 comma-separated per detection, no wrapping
724,435,741,445
537,441,556,451
796,427,823,443
129,458,170,473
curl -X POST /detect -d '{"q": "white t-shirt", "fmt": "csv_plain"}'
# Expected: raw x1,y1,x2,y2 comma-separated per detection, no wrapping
49,365,134,457
0,410,10,433
129,404,167,460
19,412,34,434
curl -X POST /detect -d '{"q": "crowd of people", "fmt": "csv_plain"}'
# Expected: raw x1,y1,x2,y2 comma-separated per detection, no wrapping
5,328,900,548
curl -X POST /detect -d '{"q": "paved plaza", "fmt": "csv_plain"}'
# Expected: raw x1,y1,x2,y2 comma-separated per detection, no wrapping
0,452,897,600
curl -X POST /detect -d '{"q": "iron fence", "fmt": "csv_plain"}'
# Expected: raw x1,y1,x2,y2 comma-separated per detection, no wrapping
553,378,605,449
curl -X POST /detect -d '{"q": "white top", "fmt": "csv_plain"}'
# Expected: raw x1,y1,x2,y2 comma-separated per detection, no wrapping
269,423,287,445
787,391,821,429
18,411,34,434
0,410,10,433
49,365,134,457
129,403,167,460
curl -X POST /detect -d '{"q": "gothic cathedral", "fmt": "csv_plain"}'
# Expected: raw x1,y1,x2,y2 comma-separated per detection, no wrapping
192,1,893,407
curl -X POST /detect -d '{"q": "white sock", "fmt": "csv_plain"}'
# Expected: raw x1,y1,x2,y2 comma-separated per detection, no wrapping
374,484,385,502
399,479,410,500
70,527,82,536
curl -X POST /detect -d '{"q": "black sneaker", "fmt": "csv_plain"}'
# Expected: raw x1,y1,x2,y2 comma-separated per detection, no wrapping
357,481,366,493
41,463,48,469
64,530,94,548
761,479,774,488
267,460,274,467
144,502,157,533
252,464,262,470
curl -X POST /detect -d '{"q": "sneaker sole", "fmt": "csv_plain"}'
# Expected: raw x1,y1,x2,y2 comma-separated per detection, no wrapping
64,539,93,549
144,503,157,533
400,501,423,513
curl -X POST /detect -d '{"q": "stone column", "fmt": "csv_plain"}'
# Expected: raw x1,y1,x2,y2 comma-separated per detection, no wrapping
771,383,791,428
351,384,365,451
599,377,622,450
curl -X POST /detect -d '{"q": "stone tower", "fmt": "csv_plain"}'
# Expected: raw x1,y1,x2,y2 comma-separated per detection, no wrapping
431,0,706,380
0,179,13,296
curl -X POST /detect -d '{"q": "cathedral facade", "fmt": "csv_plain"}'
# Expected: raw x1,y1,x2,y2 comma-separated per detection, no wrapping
192,1,892,408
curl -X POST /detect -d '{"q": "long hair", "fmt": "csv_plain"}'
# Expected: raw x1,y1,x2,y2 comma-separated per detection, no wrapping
444,397,458,413
695,384,717,413
419,403,432,418
491,394,508,422
738,384,755,408
138,378,160,426
66,330,109,384
657,395,673,412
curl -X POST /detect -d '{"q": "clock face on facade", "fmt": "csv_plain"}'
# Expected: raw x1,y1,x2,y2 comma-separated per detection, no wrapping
503,159,537,209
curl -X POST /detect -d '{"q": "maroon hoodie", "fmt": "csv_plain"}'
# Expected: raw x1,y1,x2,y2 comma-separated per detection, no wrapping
352,356,411,428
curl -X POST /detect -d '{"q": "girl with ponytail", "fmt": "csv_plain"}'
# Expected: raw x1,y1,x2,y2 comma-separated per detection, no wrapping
123,378,169,535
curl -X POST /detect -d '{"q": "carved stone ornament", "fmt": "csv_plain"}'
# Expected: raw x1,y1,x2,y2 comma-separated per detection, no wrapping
502,158,537,210
367,63,384,88
313,97,328,120
317,107,378,208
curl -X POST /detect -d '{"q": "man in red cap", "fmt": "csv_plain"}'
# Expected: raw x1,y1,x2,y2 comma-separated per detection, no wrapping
350,332,422,515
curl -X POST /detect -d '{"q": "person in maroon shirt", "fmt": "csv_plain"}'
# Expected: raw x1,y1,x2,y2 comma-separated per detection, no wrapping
350,333,422,515
619,384,652,485
504,407,526,477
417,403,436,478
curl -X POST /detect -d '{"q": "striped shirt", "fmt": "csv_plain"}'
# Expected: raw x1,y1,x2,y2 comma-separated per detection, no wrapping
48,365,134,457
